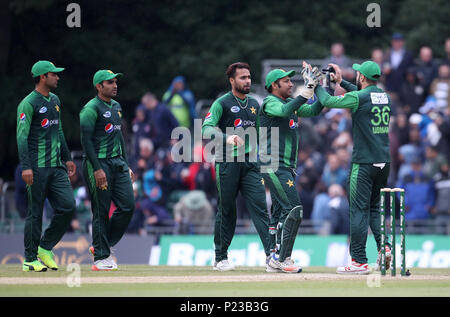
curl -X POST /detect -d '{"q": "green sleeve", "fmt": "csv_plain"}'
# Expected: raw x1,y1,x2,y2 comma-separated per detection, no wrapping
58,112,72,162
201,100,226,140
16,101,34,170
340,79,357,92
80,105,101,171
264,95,308,118
315,86,359,111
296,100,324,117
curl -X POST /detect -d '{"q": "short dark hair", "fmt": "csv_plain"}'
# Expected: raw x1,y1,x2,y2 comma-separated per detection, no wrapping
33,73,48,84
226,62,250,79
265,79,280,93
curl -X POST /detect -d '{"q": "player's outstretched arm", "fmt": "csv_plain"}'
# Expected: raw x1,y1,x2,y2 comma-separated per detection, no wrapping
296,100,324,118
315,85,358,111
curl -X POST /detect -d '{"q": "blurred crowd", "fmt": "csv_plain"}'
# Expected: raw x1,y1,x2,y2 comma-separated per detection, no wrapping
12,35,450,236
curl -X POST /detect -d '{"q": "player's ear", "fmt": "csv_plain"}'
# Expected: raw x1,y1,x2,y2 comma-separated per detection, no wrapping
360,73,366,83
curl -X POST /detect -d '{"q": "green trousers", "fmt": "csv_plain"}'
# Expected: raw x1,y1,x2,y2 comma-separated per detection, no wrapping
82,157,135,261
214,161,273,262
263,167,302,262
24,167,75,262
348,163,390,264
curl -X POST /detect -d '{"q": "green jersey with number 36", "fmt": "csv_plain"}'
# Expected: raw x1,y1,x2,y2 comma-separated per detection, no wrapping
315,80,391,163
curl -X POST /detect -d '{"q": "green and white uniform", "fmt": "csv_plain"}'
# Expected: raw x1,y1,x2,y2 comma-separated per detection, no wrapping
17,90,75,262
202,92,273,262
259,94,323,262
80,96,134,261
315,81,391,264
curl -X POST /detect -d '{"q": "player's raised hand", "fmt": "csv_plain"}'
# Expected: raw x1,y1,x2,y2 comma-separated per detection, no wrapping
302,60,312,71
94,169,108,190
22,169,33,185
301,64,315,89
328,63,342,84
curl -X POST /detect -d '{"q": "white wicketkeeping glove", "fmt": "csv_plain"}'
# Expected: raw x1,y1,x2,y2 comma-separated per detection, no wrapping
298,66,326,99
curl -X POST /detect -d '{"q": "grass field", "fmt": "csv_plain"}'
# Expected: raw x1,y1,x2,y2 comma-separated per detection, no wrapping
0,265,449,297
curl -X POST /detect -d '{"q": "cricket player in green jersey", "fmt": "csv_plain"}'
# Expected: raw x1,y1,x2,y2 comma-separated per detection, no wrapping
313,61,392,274
202,62,273,272
80,70,135,271
261,63,324,273
17,60,76,272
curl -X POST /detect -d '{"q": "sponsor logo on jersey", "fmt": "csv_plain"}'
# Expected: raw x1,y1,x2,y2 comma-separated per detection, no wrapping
39,107,47,113
105,123,121,133
230,106,240,113
242,120,255,127
41,119,50,128
103,111,111,118
370,92,388,104
19,113,26,121
41,119,59,128
289,119,296,129
205,112,212,120
105,123,114,133
234,119,243,128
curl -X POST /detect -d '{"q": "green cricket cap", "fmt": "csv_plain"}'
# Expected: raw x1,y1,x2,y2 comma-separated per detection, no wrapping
93,69,123,87
352,61,381,81
31,60,64,77
265,69,296,89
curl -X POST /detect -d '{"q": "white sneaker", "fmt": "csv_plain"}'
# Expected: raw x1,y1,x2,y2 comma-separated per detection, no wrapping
269,254,302,273
213,259,235,271
336,259,370,275
265,254,281,273
106,256,118,270
376,246,392,271
92,258,117,271
285,257,295,265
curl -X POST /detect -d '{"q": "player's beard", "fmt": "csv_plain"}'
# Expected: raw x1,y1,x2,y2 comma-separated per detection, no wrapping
45,78,58,90
105,88,118,98
279,86,291,99
356,74,362,90
236,84,250,95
